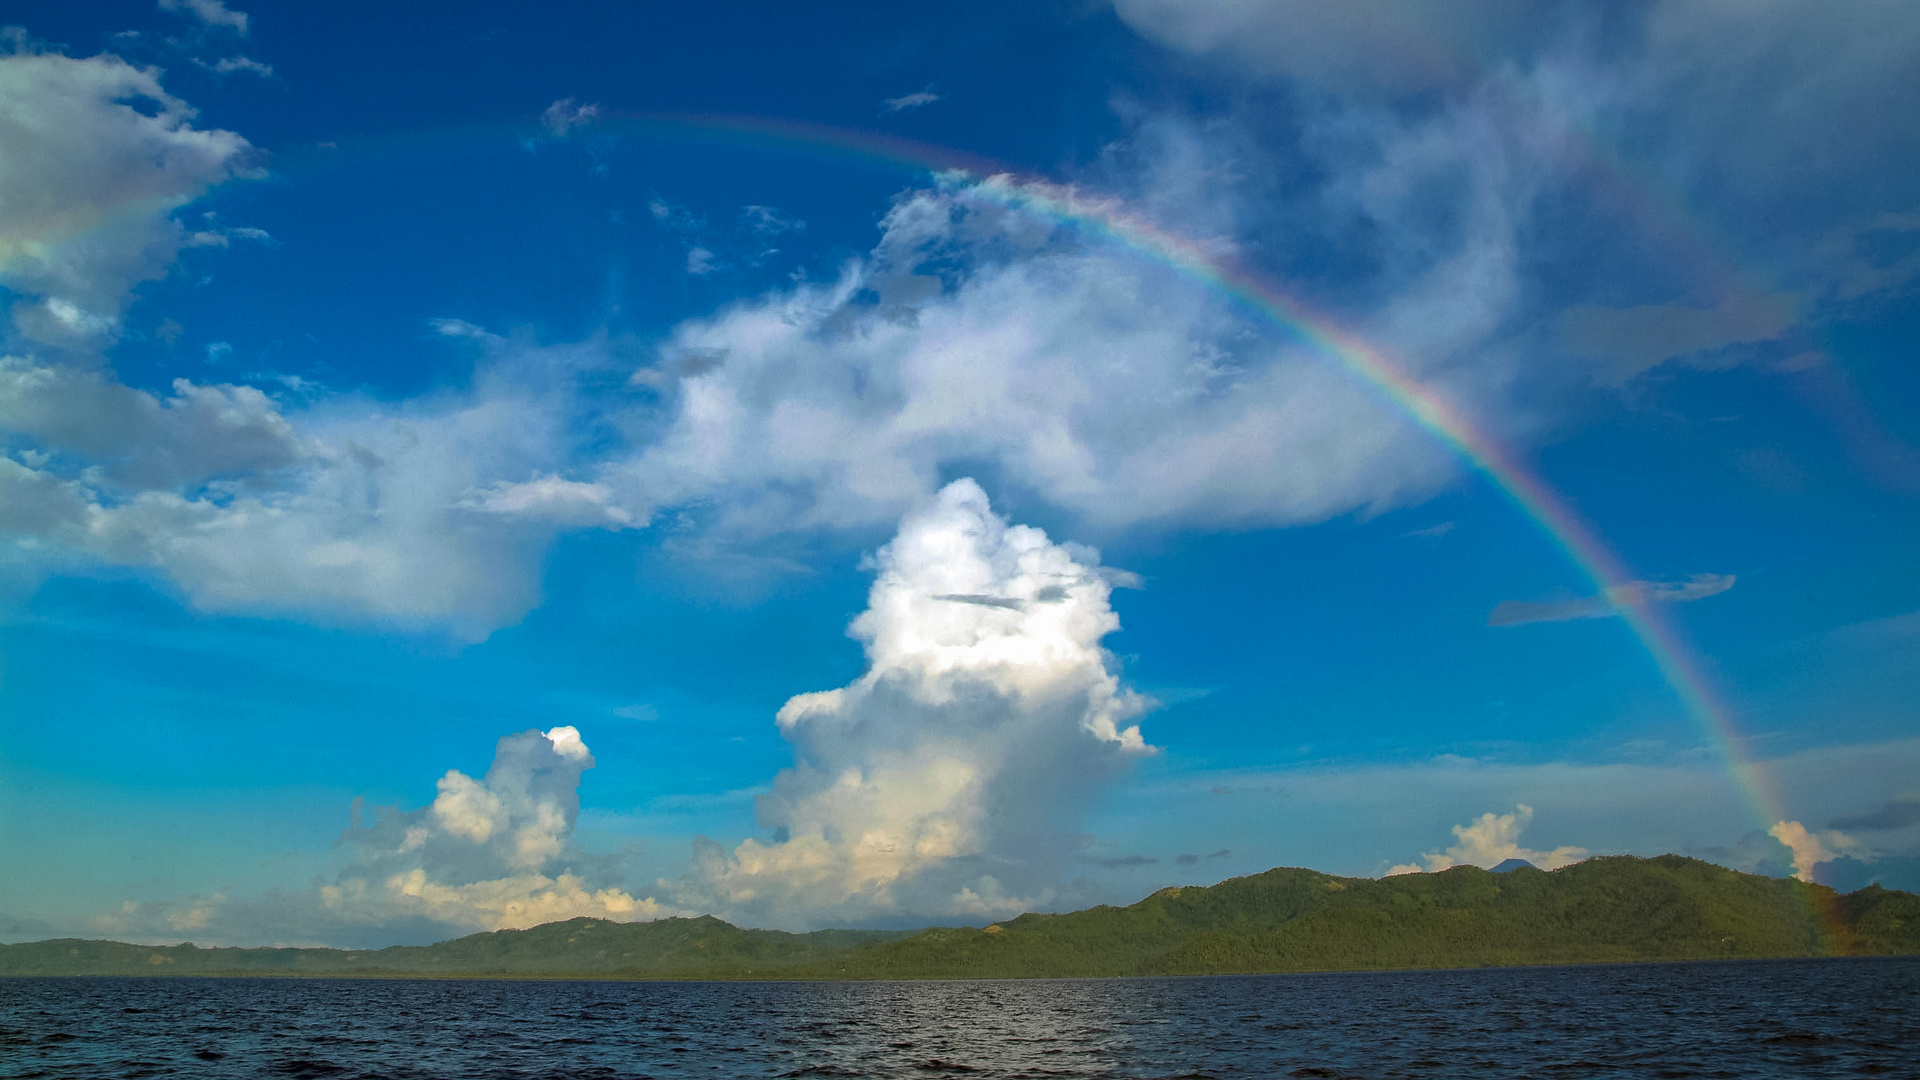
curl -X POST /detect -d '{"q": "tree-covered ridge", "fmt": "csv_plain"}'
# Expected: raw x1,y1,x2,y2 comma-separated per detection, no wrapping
807,856,1919,979
0,916,910,979
4,856,1914,979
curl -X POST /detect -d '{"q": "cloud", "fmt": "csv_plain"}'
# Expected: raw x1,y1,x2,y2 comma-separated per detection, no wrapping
674,479,1152,927
1112,1,1920,396
1488,573,1734,627
881,88,942,114
193,56,273,78
1815,212,1920,302
540,97,601,137
1559,293,1799,385
1767,820,1858,882
0,357,303,488
1401,521,1455,539
1386,804,1587,875
1113,0,1920,178
604,174,1458,540
1113,0,1571,97
324,726,674,933
0,332,611,640
0,50,253,350
159,0,250,35
1832,794,1920,832
462,474,638,529
740,205,804,237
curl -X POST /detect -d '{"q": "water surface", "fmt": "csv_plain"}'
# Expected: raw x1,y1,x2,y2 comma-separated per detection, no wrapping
4,957,1914,1078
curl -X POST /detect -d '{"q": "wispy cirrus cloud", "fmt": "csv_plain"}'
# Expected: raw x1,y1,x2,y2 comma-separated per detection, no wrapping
159,0,249,35
1488,573,1735,627
881,87,942,114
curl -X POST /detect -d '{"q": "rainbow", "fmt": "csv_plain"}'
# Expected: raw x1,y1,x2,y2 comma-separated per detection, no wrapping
282,113,1804,864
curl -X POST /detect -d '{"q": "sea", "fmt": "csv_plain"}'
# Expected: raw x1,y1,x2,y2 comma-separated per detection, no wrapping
3,958,1915,1079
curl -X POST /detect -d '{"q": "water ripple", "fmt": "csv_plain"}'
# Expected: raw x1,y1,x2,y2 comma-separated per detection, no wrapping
2,957,1914,1079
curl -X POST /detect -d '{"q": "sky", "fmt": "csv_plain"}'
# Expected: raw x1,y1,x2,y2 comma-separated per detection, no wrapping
1,0,1917,947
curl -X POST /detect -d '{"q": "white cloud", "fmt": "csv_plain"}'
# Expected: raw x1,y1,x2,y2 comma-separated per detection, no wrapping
881,88,942,114
1488,573,1735,627
326,727,674,932
194,56,273,78
0,357,303,488
1386,804,1588,875
1767,819,1859,882
605,175,1457,540
1113,1,1920,388
159,0,250,35
540,97,601,137
462,474,638,529
0,336,601,639
677,479,1152,927
0,50,252,350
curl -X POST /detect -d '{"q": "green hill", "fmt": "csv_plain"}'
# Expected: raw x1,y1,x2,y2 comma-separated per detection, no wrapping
4,856,1914,980
0,915,910,979
799,855,1920,978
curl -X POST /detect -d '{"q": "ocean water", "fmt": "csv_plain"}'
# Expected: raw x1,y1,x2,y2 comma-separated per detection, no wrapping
3,958,1915,1079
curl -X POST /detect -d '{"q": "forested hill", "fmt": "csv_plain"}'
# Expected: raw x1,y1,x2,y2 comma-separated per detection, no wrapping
4,856,1915,979
0,917,907,979
799,855,1920,978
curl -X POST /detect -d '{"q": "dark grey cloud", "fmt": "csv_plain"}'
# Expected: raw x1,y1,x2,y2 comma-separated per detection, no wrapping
1831,795,1920,832
935,593,1025,610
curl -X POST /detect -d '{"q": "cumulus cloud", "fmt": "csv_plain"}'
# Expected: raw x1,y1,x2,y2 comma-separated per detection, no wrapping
0,357,303,488
1768,819,1860,883
675,480,1152,927
1386,804,1587,875
325,726,672,933
0,49,252,350
604,175,1457,540
1488,573,1734,627
0,333,609,639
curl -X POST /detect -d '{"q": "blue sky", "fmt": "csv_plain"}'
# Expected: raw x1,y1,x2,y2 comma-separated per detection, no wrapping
1,0,1917,946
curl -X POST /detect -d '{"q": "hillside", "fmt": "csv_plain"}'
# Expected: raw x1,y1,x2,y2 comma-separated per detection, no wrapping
0,915,910,979
794,855,1920,978
4,856,1914,979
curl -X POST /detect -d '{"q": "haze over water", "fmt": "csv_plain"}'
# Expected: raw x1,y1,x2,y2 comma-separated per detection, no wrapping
5,959,1915,1079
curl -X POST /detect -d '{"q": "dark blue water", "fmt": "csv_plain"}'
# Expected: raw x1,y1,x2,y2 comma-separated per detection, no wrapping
3,958,1915,1079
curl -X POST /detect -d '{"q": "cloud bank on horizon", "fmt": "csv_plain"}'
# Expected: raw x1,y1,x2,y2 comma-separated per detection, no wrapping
0,0,1916,945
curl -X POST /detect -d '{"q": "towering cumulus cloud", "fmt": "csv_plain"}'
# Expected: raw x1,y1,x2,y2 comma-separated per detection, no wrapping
1387,805,1588,875
687,480,1152,927
326,727,668,932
